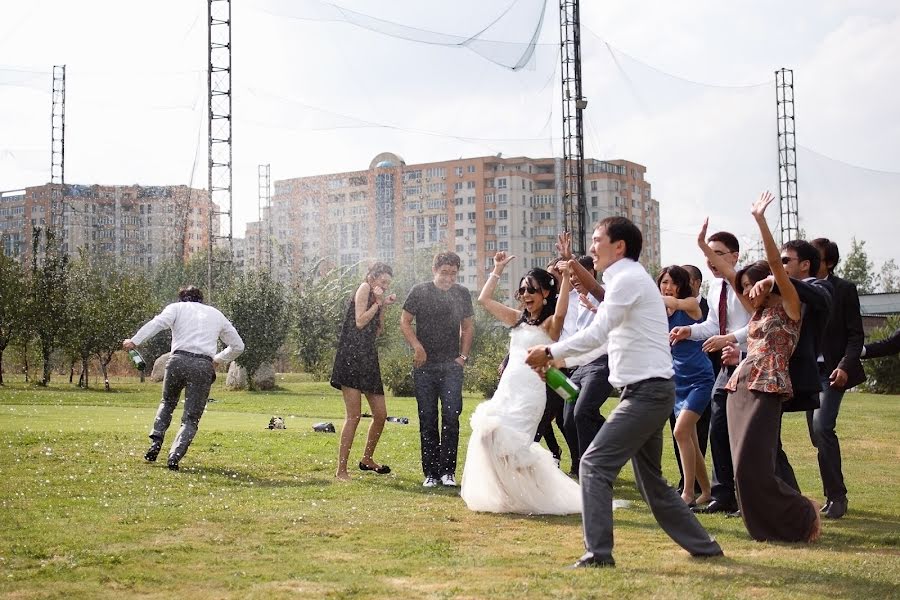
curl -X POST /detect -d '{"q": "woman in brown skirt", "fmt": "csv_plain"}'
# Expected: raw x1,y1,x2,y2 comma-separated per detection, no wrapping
697,192,822,543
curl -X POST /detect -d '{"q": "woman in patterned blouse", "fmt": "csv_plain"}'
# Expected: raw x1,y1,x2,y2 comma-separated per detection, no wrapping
697,191,822,543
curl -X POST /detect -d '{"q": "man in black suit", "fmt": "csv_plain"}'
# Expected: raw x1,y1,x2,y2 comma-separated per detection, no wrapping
774,240,834,493
808,238,866,519
862,328,900,358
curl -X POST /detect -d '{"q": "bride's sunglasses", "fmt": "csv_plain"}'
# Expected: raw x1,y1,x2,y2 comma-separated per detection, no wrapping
517,285,540,295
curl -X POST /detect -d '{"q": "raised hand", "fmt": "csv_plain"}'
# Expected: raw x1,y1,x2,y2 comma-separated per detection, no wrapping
578,293,596,313
493,251,516,271
383,293,397,306
556,231,573,260
697,217,709,248
751,191,776,220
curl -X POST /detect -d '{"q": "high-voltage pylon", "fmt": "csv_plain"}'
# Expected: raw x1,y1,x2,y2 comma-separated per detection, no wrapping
257,163,271,271
49,65,66,241
207,0,233,297
776,68,799,244
559,0,587,255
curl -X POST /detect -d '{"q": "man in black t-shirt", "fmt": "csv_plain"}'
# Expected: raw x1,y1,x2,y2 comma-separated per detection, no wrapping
400,251,475,488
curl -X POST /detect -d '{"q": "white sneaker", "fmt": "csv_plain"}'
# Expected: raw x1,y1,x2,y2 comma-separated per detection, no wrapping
440,474,457,487
423,477,439,488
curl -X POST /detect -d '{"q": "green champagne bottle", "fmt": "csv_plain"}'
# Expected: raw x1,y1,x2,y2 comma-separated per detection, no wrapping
546,367,579,403
128,349,146,371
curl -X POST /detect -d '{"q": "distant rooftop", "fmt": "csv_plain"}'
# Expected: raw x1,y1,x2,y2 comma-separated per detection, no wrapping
859,292,900,316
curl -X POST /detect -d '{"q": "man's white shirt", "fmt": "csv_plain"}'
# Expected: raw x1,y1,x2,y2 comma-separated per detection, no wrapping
550,259,673,388
132,302,245,364
689,277,750,352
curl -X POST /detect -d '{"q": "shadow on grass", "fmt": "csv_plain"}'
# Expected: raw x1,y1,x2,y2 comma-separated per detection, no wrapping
170,464,327,489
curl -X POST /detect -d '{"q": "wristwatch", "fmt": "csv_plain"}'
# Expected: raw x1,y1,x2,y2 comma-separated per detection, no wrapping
544,347,554,359
459,354,468,363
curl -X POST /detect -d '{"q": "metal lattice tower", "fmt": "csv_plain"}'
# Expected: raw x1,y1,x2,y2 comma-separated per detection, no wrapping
559,0,587,255
776,68,799,244
208,0,233,296
257,163,271,271
50,65,66,239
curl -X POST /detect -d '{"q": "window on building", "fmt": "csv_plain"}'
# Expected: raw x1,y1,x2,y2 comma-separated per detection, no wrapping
498,209,508,220
590,180,598,192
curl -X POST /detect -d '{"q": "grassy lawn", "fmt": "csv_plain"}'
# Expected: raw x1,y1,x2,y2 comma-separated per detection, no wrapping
1,374,898,599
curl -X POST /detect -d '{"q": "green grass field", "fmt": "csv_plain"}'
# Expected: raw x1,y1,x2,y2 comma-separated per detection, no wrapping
1,374,898,599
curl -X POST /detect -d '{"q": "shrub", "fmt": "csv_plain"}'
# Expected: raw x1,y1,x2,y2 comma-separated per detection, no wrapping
381,353,415,397
862,315,900,394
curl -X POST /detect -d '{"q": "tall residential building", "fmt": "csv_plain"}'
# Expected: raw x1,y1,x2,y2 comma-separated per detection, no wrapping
246,153,660,298
0,183,215,267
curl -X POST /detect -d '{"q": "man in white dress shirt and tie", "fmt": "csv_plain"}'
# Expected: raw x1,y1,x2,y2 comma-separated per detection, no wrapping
670,231,750,515
526,217,722,568
123,286,244,471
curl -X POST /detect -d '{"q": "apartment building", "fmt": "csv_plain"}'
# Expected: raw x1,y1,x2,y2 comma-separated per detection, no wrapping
246,152,660,298
0,183,215,267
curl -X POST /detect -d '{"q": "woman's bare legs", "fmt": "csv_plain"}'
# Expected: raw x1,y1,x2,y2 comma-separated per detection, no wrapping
360,393,387,469
690,426,712,504
674,409,710,504
336,386,362,480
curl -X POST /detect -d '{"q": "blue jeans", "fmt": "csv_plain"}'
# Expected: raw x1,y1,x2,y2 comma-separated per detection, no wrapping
413,362,464,479
806,374,847,501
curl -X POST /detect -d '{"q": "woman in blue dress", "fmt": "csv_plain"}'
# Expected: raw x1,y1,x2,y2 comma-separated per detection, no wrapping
657,265,715,506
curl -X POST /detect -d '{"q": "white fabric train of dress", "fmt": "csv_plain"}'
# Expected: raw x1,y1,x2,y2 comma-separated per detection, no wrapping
460,324,582,515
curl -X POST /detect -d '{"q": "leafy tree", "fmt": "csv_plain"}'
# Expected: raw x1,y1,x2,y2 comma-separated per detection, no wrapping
877,258,899,293
30,228,69,385
862,315,900,394
66,253,155,390
838,237,875,294
0,253,28,384
222,270,289,390
290,261,357,374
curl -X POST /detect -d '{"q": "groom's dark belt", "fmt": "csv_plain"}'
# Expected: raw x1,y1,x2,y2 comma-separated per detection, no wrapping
174,350,213,362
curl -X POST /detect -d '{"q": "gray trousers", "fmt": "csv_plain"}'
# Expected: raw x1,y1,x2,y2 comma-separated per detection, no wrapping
579,378,722,563
150,354,216,460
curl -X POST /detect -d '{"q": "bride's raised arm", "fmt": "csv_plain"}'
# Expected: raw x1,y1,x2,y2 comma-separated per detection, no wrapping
478,251,522,327
543,261,571,341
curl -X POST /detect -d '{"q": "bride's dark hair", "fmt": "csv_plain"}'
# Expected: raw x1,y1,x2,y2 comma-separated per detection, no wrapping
515,268,559,326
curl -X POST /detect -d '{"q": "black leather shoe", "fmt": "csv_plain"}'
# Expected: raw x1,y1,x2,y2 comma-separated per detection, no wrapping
824,497,847,519
167,456,180,471
359,461,391,474
571,556,615,569
692,499,737,514
692,550,724,559
144,442,162,462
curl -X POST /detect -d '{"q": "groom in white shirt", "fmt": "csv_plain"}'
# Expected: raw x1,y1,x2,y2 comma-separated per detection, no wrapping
123,286,244,471
526,217,722,567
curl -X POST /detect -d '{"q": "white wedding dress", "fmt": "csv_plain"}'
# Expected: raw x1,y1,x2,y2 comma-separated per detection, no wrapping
460,324,582,515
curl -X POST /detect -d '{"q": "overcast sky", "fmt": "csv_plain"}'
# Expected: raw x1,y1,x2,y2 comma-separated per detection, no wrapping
1,0,898,283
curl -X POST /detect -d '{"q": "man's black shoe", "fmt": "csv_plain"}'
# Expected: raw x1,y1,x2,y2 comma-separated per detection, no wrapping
691,499,737,514
570,556,615,569
692,550,724,559
144,442,162,463
820,500,832,514
824,497,847,519
167,456,180,471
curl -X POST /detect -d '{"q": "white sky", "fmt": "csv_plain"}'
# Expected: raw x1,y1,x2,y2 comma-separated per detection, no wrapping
1,0,898,283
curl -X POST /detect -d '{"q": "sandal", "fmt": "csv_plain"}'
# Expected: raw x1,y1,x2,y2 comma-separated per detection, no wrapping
358,461,391,475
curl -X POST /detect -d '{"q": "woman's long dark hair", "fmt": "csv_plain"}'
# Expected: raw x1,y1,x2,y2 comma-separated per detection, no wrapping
656,265,693,299
515,268,558,326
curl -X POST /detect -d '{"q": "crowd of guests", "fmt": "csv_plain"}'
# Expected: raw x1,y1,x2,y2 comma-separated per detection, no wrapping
124,191,899,568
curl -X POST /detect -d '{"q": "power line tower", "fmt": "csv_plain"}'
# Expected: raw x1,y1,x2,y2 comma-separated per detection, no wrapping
559,0,588,255
207,0,233,297
776,68,799,244
257,163,271,271
49,65,66,244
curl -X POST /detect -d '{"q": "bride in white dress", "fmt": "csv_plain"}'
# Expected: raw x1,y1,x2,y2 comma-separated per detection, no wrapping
461,251,582,515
